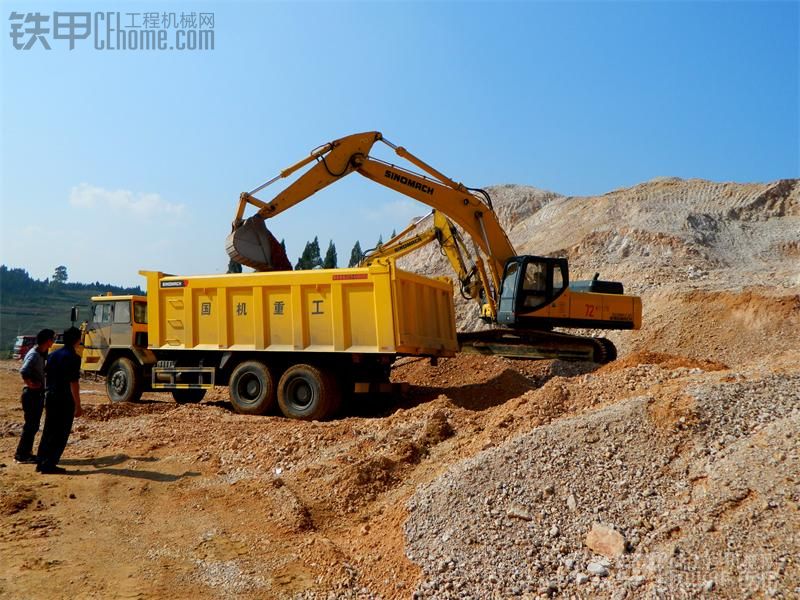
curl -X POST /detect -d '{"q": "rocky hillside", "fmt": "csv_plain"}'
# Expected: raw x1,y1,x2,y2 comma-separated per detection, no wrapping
401,177,799,289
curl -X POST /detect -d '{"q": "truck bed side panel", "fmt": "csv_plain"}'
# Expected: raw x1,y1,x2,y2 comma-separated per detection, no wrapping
141,265,457,357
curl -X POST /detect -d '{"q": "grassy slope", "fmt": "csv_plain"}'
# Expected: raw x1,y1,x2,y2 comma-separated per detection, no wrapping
0,287,101,358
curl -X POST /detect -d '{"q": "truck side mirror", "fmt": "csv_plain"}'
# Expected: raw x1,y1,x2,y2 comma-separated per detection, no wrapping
70,306,79,324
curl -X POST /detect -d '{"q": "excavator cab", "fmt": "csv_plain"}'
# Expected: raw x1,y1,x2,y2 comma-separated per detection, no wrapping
497,256,569,328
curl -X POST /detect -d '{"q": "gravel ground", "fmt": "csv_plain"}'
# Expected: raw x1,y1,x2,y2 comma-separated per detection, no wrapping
405,373,800,599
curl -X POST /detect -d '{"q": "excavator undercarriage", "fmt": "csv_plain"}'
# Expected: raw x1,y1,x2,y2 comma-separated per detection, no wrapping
458,329,617,363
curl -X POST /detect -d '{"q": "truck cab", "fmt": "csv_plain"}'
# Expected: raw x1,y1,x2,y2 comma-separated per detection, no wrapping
81,294,154,401
82,294,149,369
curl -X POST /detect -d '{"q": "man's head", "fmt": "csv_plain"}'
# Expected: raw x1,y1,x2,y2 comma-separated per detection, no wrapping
62,327,81,349
36,328,55,350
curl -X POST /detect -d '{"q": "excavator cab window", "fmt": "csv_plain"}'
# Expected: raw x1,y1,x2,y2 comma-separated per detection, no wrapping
522,262,547,308
497,256,569,327
500,262,519,299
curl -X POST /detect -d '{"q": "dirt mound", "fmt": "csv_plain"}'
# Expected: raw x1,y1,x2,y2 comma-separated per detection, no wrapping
82,401,178,421
598,351,728,373
406,372,800,598
400,178,800,341
626,289,800,366
0,487,36,516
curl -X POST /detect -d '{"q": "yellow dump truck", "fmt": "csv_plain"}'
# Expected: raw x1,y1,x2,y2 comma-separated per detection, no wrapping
80,263,458,420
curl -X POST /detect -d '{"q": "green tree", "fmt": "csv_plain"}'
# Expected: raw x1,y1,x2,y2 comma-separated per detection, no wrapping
323,240,337,269
390,228,397,239
295,236,322,270
227,258,243,274
348,241,364,267
51,265,68,285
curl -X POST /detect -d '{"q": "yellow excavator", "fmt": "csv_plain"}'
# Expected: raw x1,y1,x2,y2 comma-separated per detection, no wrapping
358,209,481,298
226,131,641,362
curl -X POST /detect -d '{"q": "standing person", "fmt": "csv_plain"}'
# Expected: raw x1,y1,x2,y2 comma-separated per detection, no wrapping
36,327,83,474
14,329,55,463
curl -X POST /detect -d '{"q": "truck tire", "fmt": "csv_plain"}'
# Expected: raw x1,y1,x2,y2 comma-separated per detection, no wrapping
277,364,340,421
229,361,276,415
171,389,207,404
106,357,143,403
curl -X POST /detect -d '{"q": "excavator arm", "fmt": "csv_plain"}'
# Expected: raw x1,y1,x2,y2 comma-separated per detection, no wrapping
226,131,516,317
359,210,480,299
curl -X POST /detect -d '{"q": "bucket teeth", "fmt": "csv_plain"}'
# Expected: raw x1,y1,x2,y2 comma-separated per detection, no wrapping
225,216,293,271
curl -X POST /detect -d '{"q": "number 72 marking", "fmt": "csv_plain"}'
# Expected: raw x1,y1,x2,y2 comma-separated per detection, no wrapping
585,304,599,317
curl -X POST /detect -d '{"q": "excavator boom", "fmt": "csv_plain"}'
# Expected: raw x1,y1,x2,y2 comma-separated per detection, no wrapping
227,132,515,288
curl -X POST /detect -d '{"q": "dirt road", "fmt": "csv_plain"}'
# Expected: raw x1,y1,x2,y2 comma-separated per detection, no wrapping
1,356,595,599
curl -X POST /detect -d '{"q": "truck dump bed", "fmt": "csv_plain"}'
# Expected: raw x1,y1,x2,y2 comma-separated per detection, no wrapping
140,264,458,357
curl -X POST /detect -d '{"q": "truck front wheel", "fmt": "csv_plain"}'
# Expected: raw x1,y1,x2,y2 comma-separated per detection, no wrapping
106,357,143,403
277,364,340,421
229,361,276,415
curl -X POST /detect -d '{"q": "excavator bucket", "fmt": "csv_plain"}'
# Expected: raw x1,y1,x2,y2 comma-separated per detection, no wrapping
225,215,293,271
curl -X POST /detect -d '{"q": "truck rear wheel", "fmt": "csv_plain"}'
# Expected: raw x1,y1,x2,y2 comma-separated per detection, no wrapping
229,361,276,415
171,389,207,404
277,364,340,421
106,357,143,403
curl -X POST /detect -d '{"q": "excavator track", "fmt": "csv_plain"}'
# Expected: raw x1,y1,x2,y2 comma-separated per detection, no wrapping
457,329,617,364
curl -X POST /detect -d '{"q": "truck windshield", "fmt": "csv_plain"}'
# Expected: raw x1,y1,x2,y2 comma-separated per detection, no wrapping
93,303,112,323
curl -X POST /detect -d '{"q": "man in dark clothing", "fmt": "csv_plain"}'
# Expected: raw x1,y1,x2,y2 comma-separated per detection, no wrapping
15,328,55,463
36,327,83,474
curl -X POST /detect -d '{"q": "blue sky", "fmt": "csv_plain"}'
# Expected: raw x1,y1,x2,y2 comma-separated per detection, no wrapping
1,1,797,286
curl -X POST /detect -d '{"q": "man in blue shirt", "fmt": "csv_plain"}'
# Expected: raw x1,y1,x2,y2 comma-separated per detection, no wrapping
15,328,55,464
36,327,83,474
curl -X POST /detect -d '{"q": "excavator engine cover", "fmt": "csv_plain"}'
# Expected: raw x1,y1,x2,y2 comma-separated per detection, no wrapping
226,215,293,271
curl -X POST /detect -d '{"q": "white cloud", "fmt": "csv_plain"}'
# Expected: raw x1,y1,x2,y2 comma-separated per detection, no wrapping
69,183,185,219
